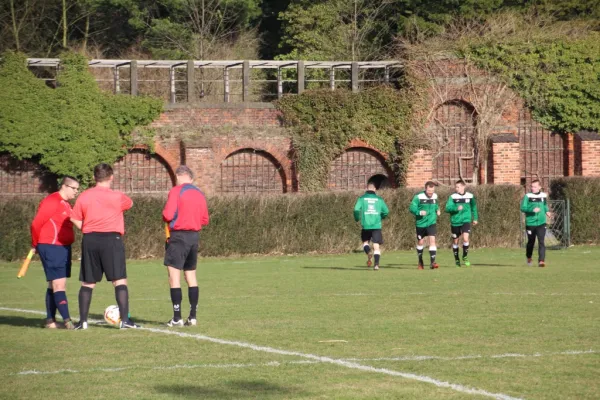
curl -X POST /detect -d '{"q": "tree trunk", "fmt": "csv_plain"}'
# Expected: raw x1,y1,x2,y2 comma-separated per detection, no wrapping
83,14,90,52
62,0,67,48
9,0,20,51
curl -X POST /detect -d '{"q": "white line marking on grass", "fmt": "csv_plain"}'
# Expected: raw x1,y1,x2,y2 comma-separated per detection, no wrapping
15,360,321,376
139,327,523,400
1,306,521,400
349,350,597,362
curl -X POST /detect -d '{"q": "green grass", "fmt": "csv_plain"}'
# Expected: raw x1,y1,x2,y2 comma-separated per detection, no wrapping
0,247,599,399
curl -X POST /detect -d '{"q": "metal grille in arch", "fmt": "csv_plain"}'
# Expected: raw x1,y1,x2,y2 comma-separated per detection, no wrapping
112,150,173,193
328,148,389,190
219,149,285,193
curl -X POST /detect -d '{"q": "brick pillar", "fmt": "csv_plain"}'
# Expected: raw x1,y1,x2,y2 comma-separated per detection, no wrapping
490,134,520,185
185,146,217,194
405,149,432,188
565,132,575,176
576,131,600,177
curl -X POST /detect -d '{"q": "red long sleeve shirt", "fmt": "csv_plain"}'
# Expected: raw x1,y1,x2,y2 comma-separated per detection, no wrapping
31,192,75,247
163,184,209,231
72,186,133,235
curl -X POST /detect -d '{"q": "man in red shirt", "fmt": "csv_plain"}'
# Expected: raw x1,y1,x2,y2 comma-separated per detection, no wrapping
31,176,80,329
70,163,140,329
163,165,209,327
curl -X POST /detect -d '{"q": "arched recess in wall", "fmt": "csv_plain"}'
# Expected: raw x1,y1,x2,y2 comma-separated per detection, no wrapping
518,108,566,189
328,147,393,191
112,149,175,193
430,100,477,185
218,149,286,193
0,153,58,195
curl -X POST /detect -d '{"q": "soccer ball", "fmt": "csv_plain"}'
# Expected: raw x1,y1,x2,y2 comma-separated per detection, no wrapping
104,305,121,325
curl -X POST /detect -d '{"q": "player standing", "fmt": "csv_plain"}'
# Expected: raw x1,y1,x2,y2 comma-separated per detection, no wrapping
70,163,140,329
520,179,552,267
30,176,80,329
163,166,209,327
409,181,441,270
445,180,479,267
353,182,389,271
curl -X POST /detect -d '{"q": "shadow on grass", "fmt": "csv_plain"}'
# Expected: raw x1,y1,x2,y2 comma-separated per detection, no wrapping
88,313,162,326
0,315,44,328
155,380,304,399
302,266,369,272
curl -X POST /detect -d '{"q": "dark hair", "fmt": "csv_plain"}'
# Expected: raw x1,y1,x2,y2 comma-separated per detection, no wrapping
424,181,436,189
94,163,113,183
60,176,79,186
531,179,541,185
455,180,466,186
175,165,194,179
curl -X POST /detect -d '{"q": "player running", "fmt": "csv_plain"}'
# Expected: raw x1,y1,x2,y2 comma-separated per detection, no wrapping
30,176,80,329
520,179,552,267
409,181,441,270
163,166,210,327
445,180,479,267
353,182,389,271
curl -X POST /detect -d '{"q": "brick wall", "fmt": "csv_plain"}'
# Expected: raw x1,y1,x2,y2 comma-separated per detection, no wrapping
490,135,521,185
576,131,600,177
405,149,433,188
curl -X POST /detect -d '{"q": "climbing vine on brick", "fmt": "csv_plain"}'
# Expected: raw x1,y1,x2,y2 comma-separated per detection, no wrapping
277,83,426,191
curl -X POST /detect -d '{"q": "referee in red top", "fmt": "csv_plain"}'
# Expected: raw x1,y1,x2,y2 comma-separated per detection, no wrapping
163,166,209,327
70,163,139,329
30,176,80,329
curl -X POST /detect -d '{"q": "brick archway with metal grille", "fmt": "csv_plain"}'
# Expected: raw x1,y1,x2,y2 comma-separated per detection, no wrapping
328,148,392,191
112,149,175,193
219,149,286,193
518,109,566,190
0,153,58,195
430,100,477,185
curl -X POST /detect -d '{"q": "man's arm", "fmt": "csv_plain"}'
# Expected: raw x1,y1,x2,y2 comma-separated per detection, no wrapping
30,198,54,247
409,195,420,216
380,200,389,220
520,196,531,213
71,196,84,231
121,193,133,211
445,196,457,214
353,198,362,222
162,188,179,222
71,219,83,230
199,194,210,226
471,196,479,222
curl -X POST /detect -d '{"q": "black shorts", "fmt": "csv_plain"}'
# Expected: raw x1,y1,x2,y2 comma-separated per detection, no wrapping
37,244,71,281
416,224,437,240
80,232,126,283
361,229,383,244
164,230,199,271
451,223,471,238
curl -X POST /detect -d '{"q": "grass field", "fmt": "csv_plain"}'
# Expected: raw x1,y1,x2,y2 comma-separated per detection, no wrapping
0,247,598,400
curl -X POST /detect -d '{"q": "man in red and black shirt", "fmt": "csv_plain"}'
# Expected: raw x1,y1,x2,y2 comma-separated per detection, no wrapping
70,163,139,329
163,165,209,327
31,176,80,329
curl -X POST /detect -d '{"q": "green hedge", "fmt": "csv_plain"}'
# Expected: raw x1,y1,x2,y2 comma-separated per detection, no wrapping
551,177,600,245
0,185,528,262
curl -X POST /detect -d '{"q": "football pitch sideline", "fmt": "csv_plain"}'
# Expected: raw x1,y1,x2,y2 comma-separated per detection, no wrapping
0,247,598,400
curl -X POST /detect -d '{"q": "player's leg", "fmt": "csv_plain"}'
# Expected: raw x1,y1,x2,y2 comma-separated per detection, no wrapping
371,230,383,270
183,233,199,326
372,243,381,270
52,245,73,328
37,244,58,327
429,235,438,269
451,227,461,267
525,226,536,266
462,229,471,267
361,230,372,267
416,228,425,269
164,231,186,327
537,225,546,267
75,234,100,330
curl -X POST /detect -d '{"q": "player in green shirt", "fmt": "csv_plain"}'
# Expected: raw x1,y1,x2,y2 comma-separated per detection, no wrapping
445,180,479,267
409,181,441,269
520,179,552,267
354,182,389,270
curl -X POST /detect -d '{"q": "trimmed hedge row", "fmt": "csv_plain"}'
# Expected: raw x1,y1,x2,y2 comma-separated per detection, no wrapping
551,178,600,245
1,179,597,261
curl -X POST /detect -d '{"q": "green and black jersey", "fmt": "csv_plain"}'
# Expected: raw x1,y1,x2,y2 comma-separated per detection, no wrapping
445,191,479,226
409,191,439,228
353,191,389,230
520,191,549,226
